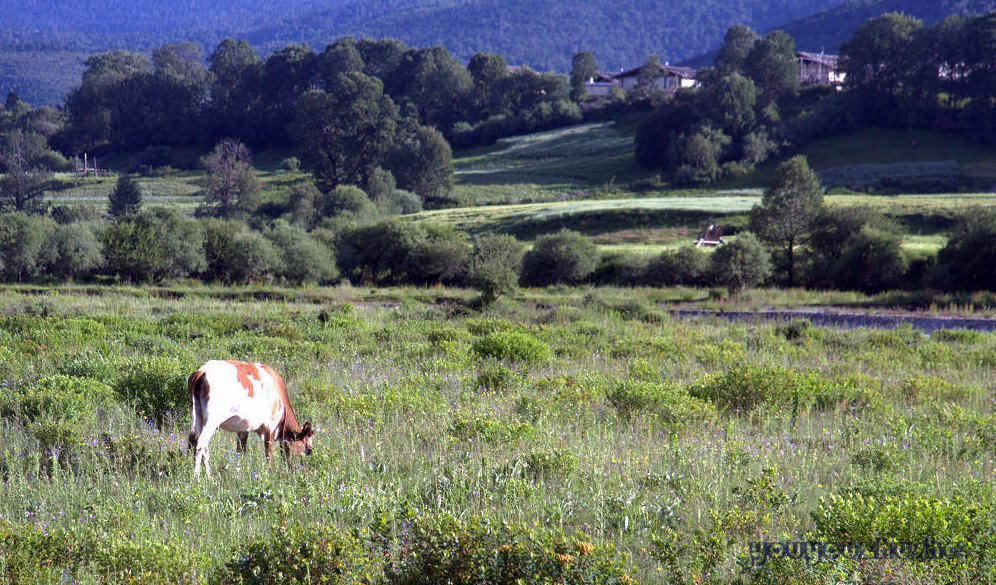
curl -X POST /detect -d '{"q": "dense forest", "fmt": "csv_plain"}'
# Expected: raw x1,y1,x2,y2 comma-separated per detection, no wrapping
1,0,847,105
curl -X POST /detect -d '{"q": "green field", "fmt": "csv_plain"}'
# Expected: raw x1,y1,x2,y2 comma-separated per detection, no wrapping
0,284,993,584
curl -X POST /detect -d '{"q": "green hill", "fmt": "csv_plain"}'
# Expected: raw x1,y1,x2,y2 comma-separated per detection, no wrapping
778,0,996,53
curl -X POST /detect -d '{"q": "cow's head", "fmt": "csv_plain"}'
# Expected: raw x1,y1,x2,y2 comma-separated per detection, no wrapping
284,422,314,456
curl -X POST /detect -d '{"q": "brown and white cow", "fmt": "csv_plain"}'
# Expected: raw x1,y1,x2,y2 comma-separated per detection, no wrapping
187,360,314,477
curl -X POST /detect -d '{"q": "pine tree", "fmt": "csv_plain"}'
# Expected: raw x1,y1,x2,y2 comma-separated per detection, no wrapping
108,174,143,217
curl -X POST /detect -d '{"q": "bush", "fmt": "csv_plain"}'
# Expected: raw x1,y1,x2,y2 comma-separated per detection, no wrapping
389,513,633,585
318,184,379,223
689,364,835,413
102,208,206,282
219,523,381,585
709,232,771,294
607,380,715,424
936,208,996,292
337,218,426,284
0,212,56,281
408,224,471,284
47,221,104,279
113,356,190,425
468,234,526,304
472,331,551,364
265,220,338,285
648,246,710,286
828,225,907,293
0,375,117,449
279,156,301,171
227,231,280,283
520,229,599,286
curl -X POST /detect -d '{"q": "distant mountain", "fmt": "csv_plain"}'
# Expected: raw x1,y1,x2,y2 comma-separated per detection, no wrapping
778,0,996,53
1,0,849,105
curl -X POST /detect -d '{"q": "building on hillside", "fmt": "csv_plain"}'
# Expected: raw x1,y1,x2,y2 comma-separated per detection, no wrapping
797,51,844,86
584,63,697,98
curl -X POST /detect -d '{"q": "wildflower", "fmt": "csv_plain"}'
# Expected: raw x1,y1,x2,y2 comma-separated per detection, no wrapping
620,575,633,584
555,553,573,565
574,541,594,556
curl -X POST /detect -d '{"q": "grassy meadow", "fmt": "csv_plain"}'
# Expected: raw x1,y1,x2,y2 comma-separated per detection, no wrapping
0,284,994,584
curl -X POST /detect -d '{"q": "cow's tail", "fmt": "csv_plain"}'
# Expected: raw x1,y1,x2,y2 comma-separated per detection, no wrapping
187,370,207,450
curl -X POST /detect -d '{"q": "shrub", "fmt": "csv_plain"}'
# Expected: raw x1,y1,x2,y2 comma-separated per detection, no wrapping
102,208,206,282
0,375,117,449
449,413,534,443
689,364,835,413
828,225,907,293
591,252,651,286
936,207,996,292
472,331,551,364
227,231,280,283
279,156,301,171
389,513,632,585
709,232,771,294
265,220,338,284
113,356,190,425
476,363,515,392
337,218,426,284
48,221,104,279
520,229,599,286
607,380,715,424
408,224,471,284
468,234,526,304
219,523,381,585
522,448,580,481
318,184,379,223
0,212,56,281
648,246,710,286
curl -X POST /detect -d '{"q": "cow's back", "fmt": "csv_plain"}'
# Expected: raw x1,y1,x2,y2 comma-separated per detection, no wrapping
194,360,286,436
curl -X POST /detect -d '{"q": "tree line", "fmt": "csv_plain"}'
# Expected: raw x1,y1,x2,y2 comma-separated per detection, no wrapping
635,11,996,185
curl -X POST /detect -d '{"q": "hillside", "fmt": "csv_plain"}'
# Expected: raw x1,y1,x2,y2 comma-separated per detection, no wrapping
778,0,996,53
1,0,846,105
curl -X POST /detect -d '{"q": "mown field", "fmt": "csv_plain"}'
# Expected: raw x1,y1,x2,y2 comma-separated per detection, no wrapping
1,285,994,584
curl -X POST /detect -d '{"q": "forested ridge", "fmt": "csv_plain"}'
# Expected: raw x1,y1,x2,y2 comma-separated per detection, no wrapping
2,0,846,105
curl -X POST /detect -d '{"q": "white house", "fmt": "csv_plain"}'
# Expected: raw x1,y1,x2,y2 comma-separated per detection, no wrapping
584,63,697,98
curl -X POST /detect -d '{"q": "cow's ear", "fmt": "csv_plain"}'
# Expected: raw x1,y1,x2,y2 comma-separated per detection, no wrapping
302,422,313,436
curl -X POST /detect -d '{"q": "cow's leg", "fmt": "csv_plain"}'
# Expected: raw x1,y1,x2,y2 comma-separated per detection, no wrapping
262,428,273,465
194,421,221,478
236,432,248,453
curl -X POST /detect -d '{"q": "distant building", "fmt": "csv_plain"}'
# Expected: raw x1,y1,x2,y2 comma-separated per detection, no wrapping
797,51,844,86
584,63,697,98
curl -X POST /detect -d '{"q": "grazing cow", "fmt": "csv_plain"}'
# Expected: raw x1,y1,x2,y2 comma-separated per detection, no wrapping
188,360,314,477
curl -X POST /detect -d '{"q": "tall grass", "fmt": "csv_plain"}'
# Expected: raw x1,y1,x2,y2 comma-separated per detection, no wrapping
1,286,994,583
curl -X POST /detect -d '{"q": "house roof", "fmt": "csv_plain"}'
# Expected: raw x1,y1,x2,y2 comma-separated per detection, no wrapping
612,63,697,79
796,51,839,66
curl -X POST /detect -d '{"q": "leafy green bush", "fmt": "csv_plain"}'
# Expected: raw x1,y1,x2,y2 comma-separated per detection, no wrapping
709,232,772,294
0,375,117,449
476,363,516,392
689,364,836,413
113,356,190,424
520,229,599,286
265,220,338,285
468,234,526,304
648,246,710,286
607,380,715,424
522,448,579,481
219,523,382,585
472,331,551,364
388,514,633,585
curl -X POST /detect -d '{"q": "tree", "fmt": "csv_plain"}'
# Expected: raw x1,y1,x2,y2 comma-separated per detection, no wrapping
829,226,907,293
108,174,142,217
0,143,50,214
634,54,664,98
385,46,473,129
265,220,337,284
570,51,599,102
744,30,798,102
49,222,104,279
207,39,262,138
748,155,823,286
468,234,526,305
710,232,771,294
315,38,365,90
201,138,259,218
384,120,454,202
102,208,205,282
290,73,399,190
716,25,759,74
520,229,599,286
668,125,730,185
706,73,757,138
468,52,508,111
936,208,996,291
0,212,56,280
